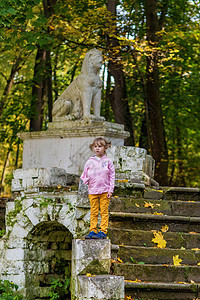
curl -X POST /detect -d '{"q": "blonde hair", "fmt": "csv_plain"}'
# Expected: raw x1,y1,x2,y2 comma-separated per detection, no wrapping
90,137,111,153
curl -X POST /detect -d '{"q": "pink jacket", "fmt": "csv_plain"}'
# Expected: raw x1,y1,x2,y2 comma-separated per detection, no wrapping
80,155,115,194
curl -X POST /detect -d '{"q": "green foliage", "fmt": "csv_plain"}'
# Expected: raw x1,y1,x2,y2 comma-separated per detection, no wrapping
0,280,23,300
0,230,5,237
48,278,70,300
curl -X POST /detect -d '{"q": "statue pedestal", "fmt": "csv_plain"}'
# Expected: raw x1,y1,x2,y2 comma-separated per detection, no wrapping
18,119,129,176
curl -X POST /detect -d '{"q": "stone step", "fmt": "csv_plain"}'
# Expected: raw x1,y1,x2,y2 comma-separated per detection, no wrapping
117,245,200,265
143,187,200,201
108,228,200,249
113,262,200,283
162,187,200,201
109,212,200,233
125,281,199,300
110,197,200,217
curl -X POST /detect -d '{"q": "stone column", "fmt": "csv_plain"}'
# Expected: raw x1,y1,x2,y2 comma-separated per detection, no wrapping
71,239,124,300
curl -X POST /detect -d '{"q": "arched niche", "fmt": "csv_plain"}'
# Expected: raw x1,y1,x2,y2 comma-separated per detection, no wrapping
24,221,72,299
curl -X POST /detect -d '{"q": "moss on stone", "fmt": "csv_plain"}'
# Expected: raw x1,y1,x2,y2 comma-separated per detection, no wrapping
6,199,23,227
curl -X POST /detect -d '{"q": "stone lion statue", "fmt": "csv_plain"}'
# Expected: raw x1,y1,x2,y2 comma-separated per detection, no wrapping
52,49,103,121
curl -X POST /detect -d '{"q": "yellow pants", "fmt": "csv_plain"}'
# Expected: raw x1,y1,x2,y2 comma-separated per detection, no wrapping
89,193,110,234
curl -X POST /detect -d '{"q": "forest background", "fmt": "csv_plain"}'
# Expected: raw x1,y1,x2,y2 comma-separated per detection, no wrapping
0,0,199,196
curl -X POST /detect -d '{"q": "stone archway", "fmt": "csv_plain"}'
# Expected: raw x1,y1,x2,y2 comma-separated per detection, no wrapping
24,221,72,300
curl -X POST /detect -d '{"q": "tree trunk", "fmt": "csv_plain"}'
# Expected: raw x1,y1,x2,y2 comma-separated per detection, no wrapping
145,0,168,185
46,50,53,123
0,149,11,195
0,55,24,117
107,0,135,146
30,0,56,130
30,47,46,131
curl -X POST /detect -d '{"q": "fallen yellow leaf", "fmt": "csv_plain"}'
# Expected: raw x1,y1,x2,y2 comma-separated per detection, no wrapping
86,273,96,277
153,212,163,215
151,189,163,193
117,179,128,183
125,279,141,283
135,203,140,207
192,248,200,251
57,185,62,189
173,255,182,266
190,280,195,283
152,231,167,248
197,263,200,266
161,225,169,232
117,257,123,263
144,201,155,208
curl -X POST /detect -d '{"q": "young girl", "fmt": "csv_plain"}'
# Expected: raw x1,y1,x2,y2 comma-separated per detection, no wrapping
80,137,115,239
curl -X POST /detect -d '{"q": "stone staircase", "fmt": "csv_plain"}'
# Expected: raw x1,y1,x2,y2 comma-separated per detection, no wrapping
108,186,200,300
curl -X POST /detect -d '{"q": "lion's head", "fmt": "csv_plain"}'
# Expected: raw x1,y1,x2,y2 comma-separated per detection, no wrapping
81,49,103,75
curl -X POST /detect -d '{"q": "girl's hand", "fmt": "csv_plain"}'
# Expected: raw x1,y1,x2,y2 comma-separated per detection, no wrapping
107,192,112,198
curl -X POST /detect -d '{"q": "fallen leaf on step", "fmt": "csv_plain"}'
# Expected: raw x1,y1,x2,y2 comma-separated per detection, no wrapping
125,279,142,283
197,262,200,266
86,273,96,277
57,185,62,189
125,296,132,300
135,203,140,207
152,231,167,248
189,232,198,234
152,189,163,193
161,225,169,232
144,201,155,208
117,257,123,263
173,255,182,266
117,179,128,183
153,212,163,215
113,195,119,198
192,248,200,251
155,203,161,207
190,280,195,283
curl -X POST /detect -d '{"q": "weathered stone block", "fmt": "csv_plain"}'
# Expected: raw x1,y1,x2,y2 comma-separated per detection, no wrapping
6,201,15,214
107,146,156,186
72,239,111,277
5,248,24,261
77,275,124,300
24,206,41,226
5,237,26,249
12,167,78,191
1,260,24,275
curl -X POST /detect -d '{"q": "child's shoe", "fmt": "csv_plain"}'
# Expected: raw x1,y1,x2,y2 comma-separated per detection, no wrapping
85,231,98,239
97,231,107,239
